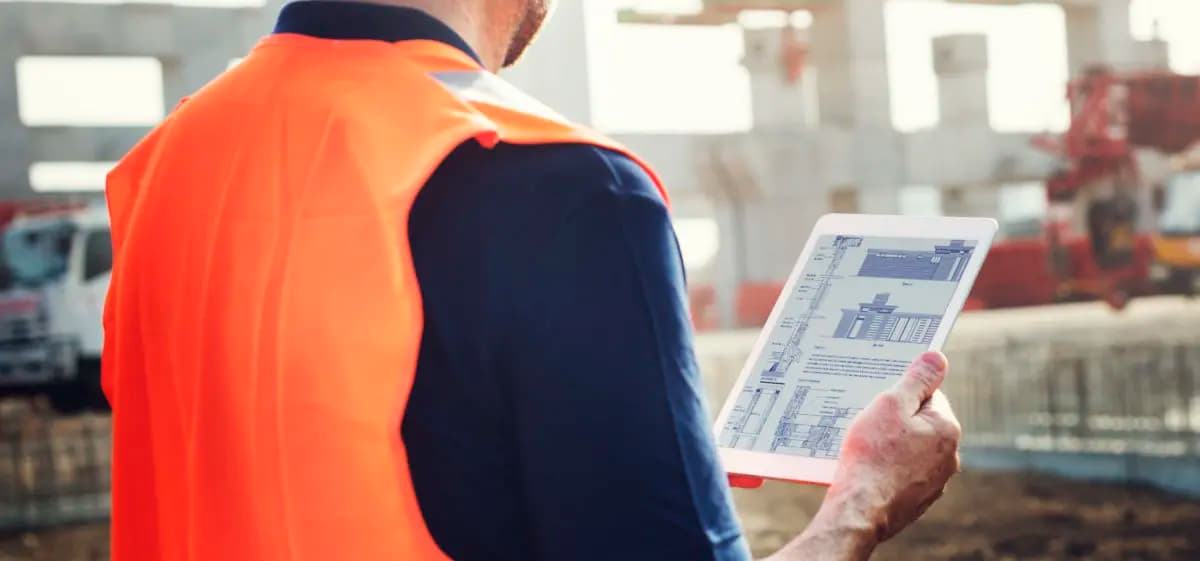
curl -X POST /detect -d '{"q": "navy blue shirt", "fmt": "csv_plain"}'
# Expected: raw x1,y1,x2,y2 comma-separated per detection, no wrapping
276,4,750,560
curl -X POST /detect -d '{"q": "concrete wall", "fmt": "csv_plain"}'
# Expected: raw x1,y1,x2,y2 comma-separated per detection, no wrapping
1063,0,1170,77
0,0,591,198
0,0,1174,329
0,1,268,197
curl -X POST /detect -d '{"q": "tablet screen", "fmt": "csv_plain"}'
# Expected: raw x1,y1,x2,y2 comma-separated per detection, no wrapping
717,234,978,459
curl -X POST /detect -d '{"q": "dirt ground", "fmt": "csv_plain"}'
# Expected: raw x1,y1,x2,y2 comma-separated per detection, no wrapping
735,471,1200,561
3,471,1198,561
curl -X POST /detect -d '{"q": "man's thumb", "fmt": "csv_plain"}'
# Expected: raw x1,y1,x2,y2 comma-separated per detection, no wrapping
892,351,948,414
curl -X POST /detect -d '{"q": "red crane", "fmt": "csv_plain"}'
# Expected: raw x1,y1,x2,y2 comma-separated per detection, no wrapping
970,67,1200,310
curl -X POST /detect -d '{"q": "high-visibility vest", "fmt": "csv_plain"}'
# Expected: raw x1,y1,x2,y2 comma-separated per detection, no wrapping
103,34,668,561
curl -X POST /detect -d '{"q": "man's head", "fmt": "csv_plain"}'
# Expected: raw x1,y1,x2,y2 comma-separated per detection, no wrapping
498,0,553,67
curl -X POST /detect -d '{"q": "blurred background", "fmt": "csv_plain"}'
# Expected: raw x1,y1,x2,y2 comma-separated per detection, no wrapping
1,0,1199,559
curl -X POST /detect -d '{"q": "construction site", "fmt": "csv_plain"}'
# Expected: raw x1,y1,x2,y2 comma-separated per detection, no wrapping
1,0,1199,560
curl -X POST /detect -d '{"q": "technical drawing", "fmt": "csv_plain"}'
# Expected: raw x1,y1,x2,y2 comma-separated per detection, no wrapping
833,293,942,345
801,414,843,454
770,387,854,458
762,236,863,379
780,385,811,425
719,235,972,460
857,240,974,282
722,386,782,449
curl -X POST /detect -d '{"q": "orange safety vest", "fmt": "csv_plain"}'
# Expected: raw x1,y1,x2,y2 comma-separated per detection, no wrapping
103,34,667,561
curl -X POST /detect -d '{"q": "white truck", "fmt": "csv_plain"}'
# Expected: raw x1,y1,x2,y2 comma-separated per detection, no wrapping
0,203,110,412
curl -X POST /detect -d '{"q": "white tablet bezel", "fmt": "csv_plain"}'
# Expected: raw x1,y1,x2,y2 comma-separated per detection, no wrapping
712,213,998,486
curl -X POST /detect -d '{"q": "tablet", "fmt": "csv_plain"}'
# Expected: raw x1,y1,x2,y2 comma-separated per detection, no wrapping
712,214,997,486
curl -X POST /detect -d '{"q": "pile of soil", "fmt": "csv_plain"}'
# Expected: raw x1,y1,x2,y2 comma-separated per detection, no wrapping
0,527,106,561
3,471,1198,561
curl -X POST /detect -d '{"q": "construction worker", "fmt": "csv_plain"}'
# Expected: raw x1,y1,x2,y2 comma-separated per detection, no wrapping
102,1,962,560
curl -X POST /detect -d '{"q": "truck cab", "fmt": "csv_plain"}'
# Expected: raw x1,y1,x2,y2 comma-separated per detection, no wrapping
1153,170,1200,295
0,204,110,411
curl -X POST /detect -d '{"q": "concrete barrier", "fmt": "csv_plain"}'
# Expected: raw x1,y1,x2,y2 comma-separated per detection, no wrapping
694,296,1200,496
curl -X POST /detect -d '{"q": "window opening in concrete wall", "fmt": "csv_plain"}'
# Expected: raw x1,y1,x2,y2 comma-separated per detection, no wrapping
738,10,789,29
790,11,814,29
884,2,1068,133
1130,0,1200,74
998,181,1047,238
899,185,944,216
590,20,751,133
29,161,115,193
17,56,164,126
674,217,720,271
736,9,812,29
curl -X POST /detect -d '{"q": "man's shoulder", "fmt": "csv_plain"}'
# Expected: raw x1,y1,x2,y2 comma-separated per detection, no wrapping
434,140,663,205
409,139,671,282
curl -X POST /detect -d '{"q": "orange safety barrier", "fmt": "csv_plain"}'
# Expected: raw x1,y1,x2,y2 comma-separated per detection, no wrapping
689,285,719,332
735,282,784,328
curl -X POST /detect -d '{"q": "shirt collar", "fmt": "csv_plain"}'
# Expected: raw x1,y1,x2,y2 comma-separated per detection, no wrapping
273,1,484,66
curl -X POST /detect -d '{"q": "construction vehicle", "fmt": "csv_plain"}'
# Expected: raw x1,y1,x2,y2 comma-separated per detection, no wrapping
971,68,1200,310
1150,144,1200,296
0,201,110,412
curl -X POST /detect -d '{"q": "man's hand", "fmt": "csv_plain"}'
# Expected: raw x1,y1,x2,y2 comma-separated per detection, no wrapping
827,350,962,541
766,351,962,561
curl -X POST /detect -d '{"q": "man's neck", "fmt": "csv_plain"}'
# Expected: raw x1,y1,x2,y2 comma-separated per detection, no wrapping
339,0,506,71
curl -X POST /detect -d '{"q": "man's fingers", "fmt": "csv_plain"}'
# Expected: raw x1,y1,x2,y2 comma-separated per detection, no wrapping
920,390,963,440
922,389,954,415
891,351,948,414
917,487,945,515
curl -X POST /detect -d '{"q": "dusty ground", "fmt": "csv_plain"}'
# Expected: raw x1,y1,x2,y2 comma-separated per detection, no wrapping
735,471,1200,561
2,471,1199,561
0,526,107,561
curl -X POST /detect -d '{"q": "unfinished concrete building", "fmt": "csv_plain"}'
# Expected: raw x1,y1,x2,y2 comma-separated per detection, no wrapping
0,0,1175,326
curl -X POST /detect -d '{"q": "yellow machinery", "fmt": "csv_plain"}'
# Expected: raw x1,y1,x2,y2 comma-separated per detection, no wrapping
1152,146,1200,295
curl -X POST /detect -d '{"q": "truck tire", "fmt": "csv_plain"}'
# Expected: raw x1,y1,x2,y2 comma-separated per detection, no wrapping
1181,272,1197,298
47,381,86,414
1164,269,1197,298
47,359,107,414
75,358,109,412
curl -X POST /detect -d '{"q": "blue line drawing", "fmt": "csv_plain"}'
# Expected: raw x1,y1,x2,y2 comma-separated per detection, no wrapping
832,293,942,345
722,386,782,449
721,235,967,458
762,236,863,379
857,240,973,282
770,385,852,458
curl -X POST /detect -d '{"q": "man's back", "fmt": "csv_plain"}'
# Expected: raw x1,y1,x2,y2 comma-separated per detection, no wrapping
104,34,474,561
